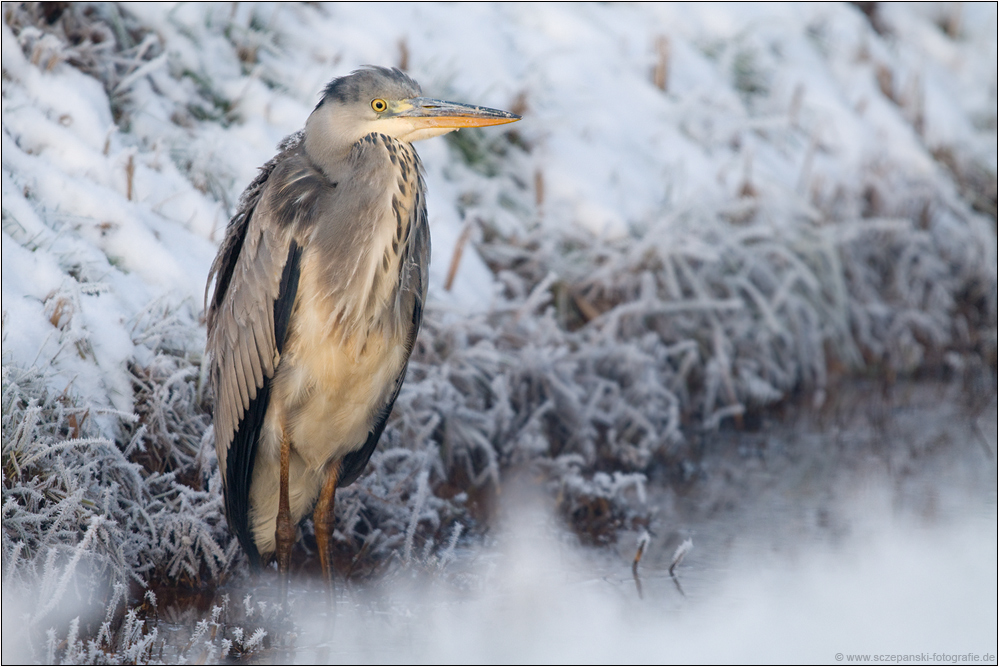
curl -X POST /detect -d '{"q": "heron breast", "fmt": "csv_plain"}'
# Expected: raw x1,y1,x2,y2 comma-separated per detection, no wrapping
273,295,408,472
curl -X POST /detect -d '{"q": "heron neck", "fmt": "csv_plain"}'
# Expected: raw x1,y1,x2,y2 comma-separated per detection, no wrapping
303,113,354,182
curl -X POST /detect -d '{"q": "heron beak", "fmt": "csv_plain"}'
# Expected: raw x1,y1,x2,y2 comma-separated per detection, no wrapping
394,97,521,129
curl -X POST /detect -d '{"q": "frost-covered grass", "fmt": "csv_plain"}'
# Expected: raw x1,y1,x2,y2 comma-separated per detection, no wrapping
2,2,996,663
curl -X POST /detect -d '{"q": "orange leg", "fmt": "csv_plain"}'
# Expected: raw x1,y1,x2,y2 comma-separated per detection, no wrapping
275,429,295,599
313,460,341,592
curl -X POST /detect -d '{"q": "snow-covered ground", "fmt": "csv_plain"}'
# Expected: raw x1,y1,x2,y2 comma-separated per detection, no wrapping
3,2,996,663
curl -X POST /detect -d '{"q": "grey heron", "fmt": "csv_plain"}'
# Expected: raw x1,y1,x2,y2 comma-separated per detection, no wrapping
205,66,519,585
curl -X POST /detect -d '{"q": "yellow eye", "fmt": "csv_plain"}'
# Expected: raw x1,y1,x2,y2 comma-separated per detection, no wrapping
371,98,388,113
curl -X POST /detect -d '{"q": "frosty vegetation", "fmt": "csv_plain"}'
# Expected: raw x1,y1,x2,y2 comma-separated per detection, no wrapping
2,2,996,663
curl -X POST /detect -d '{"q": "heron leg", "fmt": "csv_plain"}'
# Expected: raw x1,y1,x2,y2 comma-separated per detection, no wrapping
275,428,295,599
313,460,341,592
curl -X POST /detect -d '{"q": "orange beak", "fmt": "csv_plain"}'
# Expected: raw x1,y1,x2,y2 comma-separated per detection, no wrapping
394,97,521,129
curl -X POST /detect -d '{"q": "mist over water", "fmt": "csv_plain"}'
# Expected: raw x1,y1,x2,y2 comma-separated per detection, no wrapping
275,492,995,664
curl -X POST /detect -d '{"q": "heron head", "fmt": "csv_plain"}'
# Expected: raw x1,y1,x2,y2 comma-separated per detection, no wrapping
306,66,520,156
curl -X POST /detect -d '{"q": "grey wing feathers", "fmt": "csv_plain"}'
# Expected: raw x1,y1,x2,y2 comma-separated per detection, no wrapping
207,214,287,481
206,135,304,483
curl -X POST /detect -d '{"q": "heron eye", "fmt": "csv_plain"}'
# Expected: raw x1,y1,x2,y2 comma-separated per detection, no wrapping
371,98,388,113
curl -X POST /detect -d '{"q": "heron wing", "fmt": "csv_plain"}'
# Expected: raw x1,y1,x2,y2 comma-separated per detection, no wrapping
205,139,308,563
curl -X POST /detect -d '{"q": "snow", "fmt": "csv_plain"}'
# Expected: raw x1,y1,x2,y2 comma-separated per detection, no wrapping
5,5,994,391
2,2,996,663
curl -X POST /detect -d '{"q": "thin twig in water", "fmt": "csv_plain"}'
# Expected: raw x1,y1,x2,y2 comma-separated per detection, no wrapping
632,530,650,599
669,538,692,597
